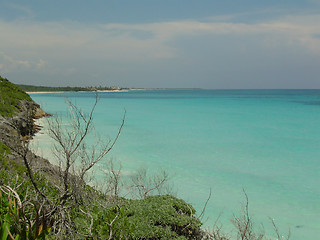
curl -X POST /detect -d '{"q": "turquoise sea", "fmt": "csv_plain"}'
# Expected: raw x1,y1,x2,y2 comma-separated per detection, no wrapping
30,89,320,239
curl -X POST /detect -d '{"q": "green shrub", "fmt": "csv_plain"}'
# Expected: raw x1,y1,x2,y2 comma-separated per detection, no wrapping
0,76,32,117
0,189,51,240
93,195,202,239
0,142,27,190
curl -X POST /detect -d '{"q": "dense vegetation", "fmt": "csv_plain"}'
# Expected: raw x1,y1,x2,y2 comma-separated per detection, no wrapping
17,84,121,92
0,76,32,116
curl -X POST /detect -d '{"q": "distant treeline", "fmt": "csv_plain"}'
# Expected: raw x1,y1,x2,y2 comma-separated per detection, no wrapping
17,84,122,92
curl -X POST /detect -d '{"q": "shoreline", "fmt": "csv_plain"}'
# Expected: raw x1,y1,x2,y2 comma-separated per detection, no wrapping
27,90,128,94
30,117,58,165
27,88,146,94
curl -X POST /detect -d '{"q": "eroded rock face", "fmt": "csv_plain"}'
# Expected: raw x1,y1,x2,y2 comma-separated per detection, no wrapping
12,115,34,137
34,106,51,119
0,98,45,147
0,98,55,176
4,100,51,137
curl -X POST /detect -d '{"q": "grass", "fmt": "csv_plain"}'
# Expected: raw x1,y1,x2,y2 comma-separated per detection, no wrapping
0,76,32,117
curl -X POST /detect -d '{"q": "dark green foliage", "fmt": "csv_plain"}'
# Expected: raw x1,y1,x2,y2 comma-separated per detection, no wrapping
0,142,26,197
0,150,57,239
0,76,32,117
0,142,59,202
0,189,51,240
0,188,10,222
93,195,202,239
0,142,58,239
0,142,26,178
0,204,12,240
0,141,10,155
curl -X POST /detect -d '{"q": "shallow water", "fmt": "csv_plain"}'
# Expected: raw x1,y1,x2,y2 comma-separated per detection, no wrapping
30,89,320,239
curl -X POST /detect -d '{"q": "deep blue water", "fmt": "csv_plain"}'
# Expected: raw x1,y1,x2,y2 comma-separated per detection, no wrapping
31,89,320,239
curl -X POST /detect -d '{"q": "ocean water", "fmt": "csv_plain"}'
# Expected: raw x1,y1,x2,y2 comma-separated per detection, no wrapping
30,89,320,239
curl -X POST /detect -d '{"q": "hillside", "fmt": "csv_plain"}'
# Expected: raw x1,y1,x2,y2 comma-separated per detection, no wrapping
0,77,203,240
0,77,33,116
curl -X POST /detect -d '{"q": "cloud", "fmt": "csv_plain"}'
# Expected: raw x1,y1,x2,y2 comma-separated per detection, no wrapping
1,14,320,60
0,52,30,73
100,14,320,55
0,52,49,73
36,59,47,69
1,13,320,87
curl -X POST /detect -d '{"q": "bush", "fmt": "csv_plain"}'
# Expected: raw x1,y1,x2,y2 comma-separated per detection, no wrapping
0,76,32,117
93,195,202,239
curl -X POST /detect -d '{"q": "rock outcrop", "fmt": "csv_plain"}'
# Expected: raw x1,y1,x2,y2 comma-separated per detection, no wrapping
0,94,53,174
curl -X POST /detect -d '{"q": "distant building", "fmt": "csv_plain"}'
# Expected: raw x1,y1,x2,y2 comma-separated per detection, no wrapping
110,86,120,90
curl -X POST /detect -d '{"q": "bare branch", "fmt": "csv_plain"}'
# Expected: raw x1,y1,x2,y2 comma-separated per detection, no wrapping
130,169,170,199
79,110,126,179
0,185,22,208
198,188,212,220
107,205,121,240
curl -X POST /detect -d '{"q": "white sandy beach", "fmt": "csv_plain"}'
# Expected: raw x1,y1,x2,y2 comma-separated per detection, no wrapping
27,90,129,94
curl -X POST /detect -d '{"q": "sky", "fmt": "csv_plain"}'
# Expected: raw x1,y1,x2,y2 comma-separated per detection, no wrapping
1,0,320,89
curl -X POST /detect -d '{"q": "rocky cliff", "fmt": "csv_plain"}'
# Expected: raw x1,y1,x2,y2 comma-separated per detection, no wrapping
0,77,52,177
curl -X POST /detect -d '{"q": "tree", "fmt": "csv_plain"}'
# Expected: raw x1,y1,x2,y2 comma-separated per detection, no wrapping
1,93,126,238
44,94,125,237
47,95,125,197
129,168,171,199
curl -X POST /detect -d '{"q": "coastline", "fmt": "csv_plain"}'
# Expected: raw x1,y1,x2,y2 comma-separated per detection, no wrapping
26,88,146,94
30,117,59,165
27,90,128,94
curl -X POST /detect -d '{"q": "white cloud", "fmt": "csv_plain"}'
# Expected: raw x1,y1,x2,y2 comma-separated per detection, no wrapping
1,14,320,62
0,52,30,72
1,14,320,87
36,59,47,69
100,15,320,55
0,51,49,73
